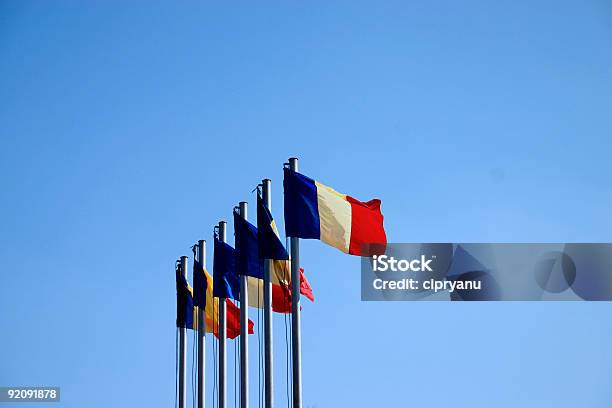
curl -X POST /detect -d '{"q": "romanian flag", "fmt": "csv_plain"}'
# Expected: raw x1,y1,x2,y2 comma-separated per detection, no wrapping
234,202,314,313
258,191,314,310
247,266,314,313
193,260,254,339
283,168,386,256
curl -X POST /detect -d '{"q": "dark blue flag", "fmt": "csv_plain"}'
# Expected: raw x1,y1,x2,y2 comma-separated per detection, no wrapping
176,265,194,329
234,211,263,279
192,258,207,309
213,236,240,300
257,193,289,260
283,167,320,239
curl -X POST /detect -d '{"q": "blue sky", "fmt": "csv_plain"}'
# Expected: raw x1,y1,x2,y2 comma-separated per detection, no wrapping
1,1,612,407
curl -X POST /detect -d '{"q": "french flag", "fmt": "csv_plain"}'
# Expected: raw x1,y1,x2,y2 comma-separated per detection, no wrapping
283,168,386,256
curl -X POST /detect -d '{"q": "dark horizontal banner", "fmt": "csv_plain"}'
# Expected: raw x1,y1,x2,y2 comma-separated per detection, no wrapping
360,243,612,301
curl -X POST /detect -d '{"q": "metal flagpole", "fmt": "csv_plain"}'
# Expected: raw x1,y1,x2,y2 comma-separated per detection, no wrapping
218,221,228,408
262,179,274,408
288,158,302,408
238,202,249,408
197,241,206,408
179,255,189,408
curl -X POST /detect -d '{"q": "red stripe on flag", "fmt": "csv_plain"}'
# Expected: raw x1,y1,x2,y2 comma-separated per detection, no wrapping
299,268,314,302
346,196,386,256
273,268,314,313
224,299,254,339
272,283,292,313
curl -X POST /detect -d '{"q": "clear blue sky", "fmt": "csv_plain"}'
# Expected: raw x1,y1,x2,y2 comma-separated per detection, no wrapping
1,1,612,407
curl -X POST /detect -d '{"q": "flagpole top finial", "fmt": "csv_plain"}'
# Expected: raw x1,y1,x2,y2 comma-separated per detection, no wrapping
238,201,248,216
288,157,299,171
217,220,228,242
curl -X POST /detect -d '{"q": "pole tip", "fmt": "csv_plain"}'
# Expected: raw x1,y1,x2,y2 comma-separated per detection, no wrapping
198,239,205,244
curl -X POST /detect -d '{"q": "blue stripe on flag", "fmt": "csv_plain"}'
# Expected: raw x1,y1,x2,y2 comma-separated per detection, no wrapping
257,193,289,260
283,167,320,239
234,212,264,279
213,237,240,300
192,259,207,309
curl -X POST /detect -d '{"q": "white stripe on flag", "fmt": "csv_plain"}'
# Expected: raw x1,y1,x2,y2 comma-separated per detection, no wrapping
315,181,352,253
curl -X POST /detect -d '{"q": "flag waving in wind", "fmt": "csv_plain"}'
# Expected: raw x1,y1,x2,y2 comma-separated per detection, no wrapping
234,199,314,312
257,193,289,260
176,263,195,330
192,259,207,311
234,210,263,279
193,255,253,339
283,167,386,256
213,234,240,301
257,190,314,311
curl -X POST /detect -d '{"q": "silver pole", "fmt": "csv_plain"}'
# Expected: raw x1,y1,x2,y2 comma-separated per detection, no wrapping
262,179,274,408
238,202,249,408
179,255,189,408
218,222,228,408
288,158,302,408
197,241,206,408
